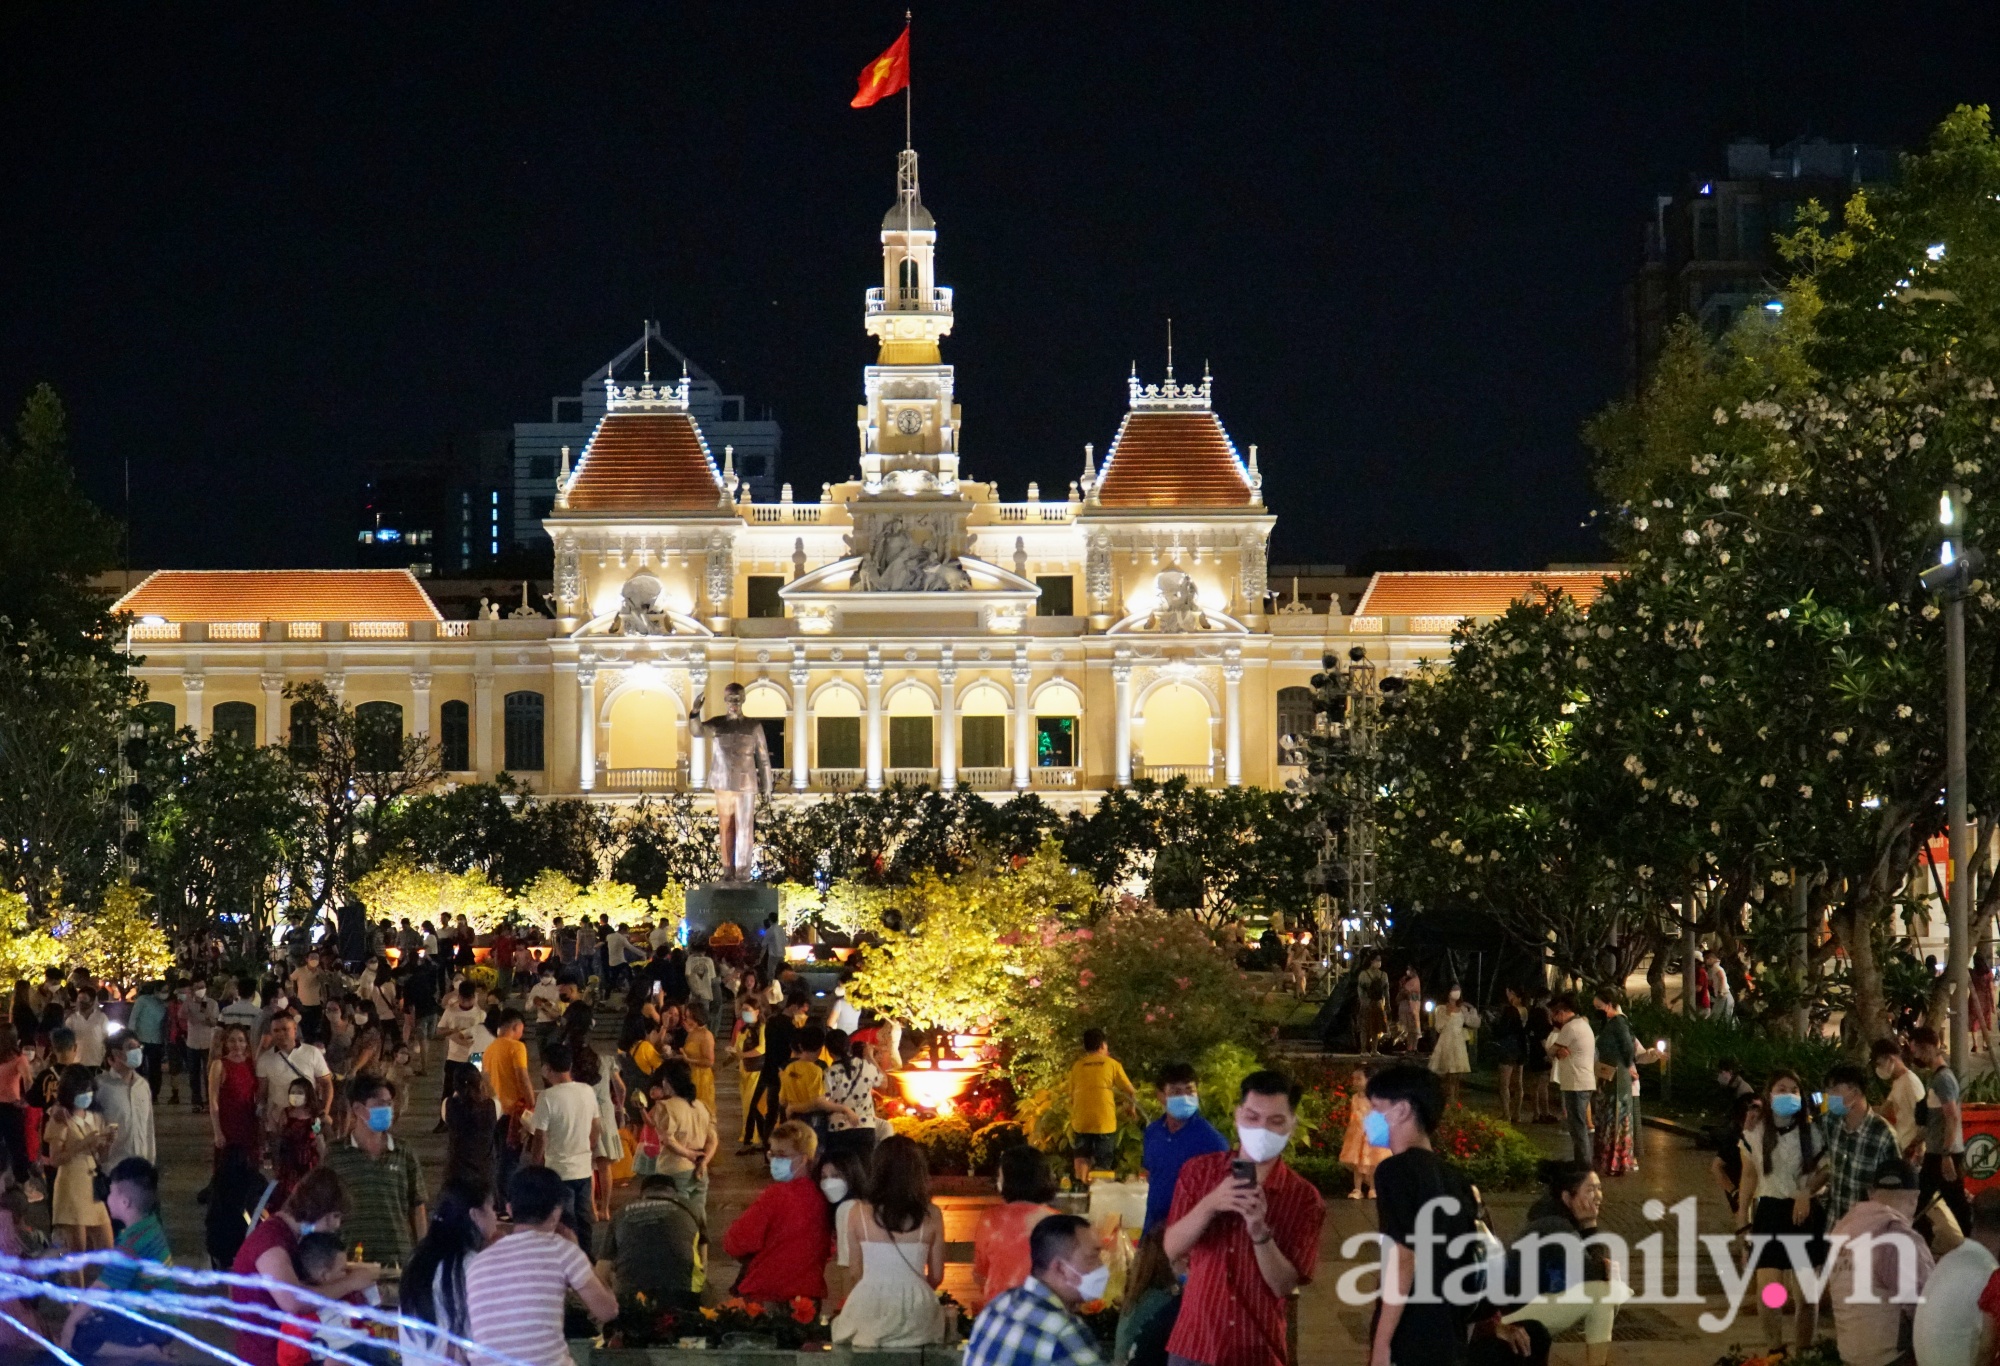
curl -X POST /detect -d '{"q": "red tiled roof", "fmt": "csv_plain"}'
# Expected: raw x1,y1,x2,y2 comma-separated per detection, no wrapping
113,570,441,622
1094,411,1252,508
565,412,723,513
1354,571,1616,619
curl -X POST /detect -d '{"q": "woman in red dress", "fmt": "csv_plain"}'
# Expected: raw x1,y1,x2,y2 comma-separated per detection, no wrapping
208,1024,260,1170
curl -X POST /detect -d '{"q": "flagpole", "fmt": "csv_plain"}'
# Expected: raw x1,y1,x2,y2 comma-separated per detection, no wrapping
904,9,913,151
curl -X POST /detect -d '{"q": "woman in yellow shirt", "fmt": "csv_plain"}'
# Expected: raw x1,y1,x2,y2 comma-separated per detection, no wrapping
734,999,766,1148
682,1003,717,1112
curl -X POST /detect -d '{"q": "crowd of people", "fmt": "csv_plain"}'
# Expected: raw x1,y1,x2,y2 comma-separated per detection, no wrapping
0,916,1333,1366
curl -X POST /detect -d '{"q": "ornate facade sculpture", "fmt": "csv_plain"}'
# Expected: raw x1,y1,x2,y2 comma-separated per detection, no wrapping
1152,568,1206,632
846,512,971,591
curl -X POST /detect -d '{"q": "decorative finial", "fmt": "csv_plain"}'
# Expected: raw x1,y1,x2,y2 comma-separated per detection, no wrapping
1248,443,1263,506
793,537,808,581
642,324,651,385
559,444,571,480
1165,318,1174,382
1082,442,1096,483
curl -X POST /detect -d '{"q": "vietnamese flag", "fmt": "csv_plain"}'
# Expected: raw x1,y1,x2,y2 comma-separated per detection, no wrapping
851,25,910,108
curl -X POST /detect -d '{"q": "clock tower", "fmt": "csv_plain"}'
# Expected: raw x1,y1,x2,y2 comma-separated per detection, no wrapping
857,148,961,496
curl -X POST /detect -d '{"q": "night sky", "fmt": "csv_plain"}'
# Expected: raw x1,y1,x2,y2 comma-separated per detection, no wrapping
4,3,1997,572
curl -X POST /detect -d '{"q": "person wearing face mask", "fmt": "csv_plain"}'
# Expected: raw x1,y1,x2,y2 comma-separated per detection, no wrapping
61,1159,175,1357
98,1036,157,1168
322,1072,429,1270
184,979,220,1111
1361,1063,1492,1366
1803,1062,1900,1227
1165,1070,1324,1366
1869,1039,1925,1160
964,1214,1111,1366
1428,985,1479,1108
722,1120,834,1305
1140,1062,1227,1234
46,1066,115,1271
231,1167,380,1366
816,1148,871,1309
1736,1068,1825,1352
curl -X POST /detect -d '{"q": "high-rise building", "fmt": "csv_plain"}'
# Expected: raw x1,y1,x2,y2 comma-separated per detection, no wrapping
513,324,781,550
1628,136,1894,389
357,429,513,576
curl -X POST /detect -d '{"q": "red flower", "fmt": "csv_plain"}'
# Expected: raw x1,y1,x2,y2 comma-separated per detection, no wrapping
790,1298,817,1324
743,1302,765,1319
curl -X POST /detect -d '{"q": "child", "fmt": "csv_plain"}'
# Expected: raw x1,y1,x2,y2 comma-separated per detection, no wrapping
277,1232,391,1366
1338,1064,1392,1199
274,1082,325,1208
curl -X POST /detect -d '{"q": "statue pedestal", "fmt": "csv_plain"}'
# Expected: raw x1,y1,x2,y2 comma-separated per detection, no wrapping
685,882,780,940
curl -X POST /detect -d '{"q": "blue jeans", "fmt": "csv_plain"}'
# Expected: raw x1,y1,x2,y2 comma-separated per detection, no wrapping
1563,1089,1593,1167
562,1175,596,1257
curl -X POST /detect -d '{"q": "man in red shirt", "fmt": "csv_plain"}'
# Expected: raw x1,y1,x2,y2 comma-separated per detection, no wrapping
722,1120,834,1303
1163,1070,1324,1366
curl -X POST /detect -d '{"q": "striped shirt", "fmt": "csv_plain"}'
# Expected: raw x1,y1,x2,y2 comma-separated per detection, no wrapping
96,1211,171,1293
1165,1151,1325,1366
464,1229,596,1366
322,1135,428,1269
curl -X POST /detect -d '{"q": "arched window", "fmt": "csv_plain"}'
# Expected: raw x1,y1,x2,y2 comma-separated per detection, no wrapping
898,255,920,299
504,691,545,771
960,683,1009,769
813,687,862,770
288,702,316,758
135,700,175,731
439,700,470,771
354,701,404,772
212,701,257,747
1138,683,1213,769
886,684,934,771
1034,684,1083,768
743,685,788,769
1276,686,1315,762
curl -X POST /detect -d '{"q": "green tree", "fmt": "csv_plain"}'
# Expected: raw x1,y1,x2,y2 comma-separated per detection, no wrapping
141,727,305,949
0,384,123,653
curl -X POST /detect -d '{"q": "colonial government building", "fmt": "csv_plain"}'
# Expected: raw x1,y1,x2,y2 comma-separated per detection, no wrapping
116,153,1608,805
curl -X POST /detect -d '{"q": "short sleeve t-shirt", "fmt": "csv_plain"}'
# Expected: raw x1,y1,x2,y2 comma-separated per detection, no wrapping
528,1080,599,1180
1068,1054,1132,1136
778,1059,825,1114
1370,1148,1475,1363
256,1045,329,1119
1885,1068,1926,1151
465,1229,596,1366
484,1036,532,1114
439,1002,482,1064
1928,1066,1964,1153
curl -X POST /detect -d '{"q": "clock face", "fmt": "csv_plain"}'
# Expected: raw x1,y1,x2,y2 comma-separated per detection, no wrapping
894,407,924,436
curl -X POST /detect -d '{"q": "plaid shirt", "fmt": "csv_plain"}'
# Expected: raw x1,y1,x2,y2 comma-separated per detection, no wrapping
965,1277,1105,1366
1819,1112,1901,1222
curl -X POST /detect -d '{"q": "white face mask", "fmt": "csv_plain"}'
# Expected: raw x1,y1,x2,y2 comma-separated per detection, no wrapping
1072,1262,1110,1301
819,1177,849,1204
1238,1125,1292,1163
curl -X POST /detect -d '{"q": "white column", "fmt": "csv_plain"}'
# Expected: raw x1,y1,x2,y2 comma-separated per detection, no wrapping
1011,644,1032,791
577,664,597,792
864,645,884,790
410,671,433,738
1113,657,1133,787
183,673,207,741
689,659,709,788
937,647,958,792
1223,654,1243,787
261,672,284,745
474,666,496,775
789,648,811,792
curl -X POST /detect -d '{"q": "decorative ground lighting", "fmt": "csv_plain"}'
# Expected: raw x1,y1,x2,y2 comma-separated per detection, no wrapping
892,1031,988,1113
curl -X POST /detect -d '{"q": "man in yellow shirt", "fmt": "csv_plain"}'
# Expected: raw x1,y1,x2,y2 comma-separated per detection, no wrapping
1068,1028,1138,1184
780,1025,861,1129
483,1009,536,1213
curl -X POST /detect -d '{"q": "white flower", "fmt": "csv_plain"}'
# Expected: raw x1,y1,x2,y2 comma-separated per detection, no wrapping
1710,821,1722,835
1799,784,1813,798
1633,516,1649,531
1713,407,1729,425
1641,777,1658,791
1699,674,1715,686
1770,869,1791,886
1760,773,1777,788
1623,754,1646,776
1708,483,1731,499
1897,704,1914,719
1923,603,1942,621
1811,504,1824,516
1874,740,1892,756
1681,529,1701,545
1827,749,1842,761
1708,741,1723,753
1719,551,1731,564
1832,730,1849,744
1909,432,1927,450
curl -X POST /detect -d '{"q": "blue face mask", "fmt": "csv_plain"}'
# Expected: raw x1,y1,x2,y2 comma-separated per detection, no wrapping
1770,1093,1803,1119
1826,1093,1848,1118
73,1092,93,1111
1363,1110,1393,1148
366,1105,395,1133
770,1157,795,1183
1165,1094,1201,1121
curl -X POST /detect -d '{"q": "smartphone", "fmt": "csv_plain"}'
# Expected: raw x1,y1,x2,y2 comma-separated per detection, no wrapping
1231,1158,1257,1187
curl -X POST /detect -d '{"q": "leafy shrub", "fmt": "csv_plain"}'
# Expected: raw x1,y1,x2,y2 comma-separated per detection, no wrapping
889,1115,975,1173
1628,1000,1841,1114
1287,1153,1352,1198
969,1121,1027,1175
462,964,498,993
1432,1107,1542,1191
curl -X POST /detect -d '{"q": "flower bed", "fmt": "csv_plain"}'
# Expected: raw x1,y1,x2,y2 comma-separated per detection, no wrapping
601,1296,827,1352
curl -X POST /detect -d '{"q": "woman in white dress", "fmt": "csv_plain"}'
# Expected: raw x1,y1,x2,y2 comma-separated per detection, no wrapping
1428,986,1478,1107
568,1030,625,1223
831,1135,948,1348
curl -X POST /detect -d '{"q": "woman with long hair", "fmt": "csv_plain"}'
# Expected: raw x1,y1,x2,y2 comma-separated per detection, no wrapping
648,1059,716,1221
831,1134,948,1348
230,1167,376,1366
45,1065,113,1275
207,1024,260,1170
1590,987,1639,1176
398,1175,498,1366
442,1063,497,1192
681,1002,717,1112
1737,1068,1824,1352
1500,1163,1629,1366
0,1027,31,1185
1114,1230,1182,1366
734,998,767,1147
972,1145,1060,1313
568,1015,627,1222
817,1146,871,1310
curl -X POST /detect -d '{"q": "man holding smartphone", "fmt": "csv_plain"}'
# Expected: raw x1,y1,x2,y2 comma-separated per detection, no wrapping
1163,1070,1324,1366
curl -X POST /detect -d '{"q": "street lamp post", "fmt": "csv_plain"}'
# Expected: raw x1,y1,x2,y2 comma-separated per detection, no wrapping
1922,488,1981,1067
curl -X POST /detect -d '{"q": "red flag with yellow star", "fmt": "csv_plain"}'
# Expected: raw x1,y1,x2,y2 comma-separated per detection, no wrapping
851,25,910,108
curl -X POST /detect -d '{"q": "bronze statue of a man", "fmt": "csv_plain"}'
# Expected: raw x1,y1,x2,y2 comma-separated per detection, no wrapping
691,682,773,883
